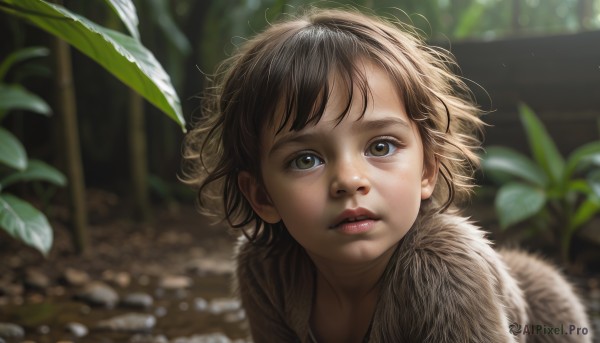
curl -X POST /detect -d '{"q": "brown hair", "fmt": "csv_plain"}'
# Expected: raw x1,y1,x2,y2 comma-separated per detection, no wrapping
182,8,483,246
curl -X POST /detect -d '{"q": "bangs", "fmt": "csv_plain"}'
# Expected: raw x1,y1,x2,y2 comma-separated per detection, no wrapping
262,24,372,134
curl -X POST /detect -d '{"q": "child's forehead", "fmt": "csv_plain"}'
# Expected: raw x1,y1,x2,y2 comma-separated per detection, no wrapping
265,63,409,137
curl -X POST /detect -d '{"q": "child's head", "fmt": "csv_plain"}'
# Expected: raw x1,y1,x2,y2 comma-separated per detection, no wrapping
183,8,483,246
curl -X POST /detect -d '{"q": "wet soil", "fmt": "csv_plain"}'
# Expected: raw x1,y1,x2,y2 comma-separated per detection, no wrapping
0,189,246,342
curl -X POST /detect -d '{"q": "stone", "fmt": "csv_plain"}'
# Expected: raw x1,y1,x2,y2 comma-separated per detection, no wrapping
185,258,235,276
96,313,156,333
193,297,208,312
75,281,119,308
102,270,131,288
65,322,88,338
0,322,24,339
208,298,241,315
24,268,50,291
62,268,90,287
223,309,246,323
121,293,154,309
129,334,169,343
171,333,231,343
158,275,192,290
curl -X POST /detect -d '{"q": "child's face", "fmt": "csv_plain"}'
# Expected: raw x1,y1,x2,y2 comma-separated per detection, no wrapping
239,63,437,265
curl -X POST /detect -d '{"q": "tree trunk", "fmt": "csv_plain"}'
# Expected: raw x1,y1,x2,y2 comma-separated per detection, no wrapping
52,37,89,254
128,89,151,224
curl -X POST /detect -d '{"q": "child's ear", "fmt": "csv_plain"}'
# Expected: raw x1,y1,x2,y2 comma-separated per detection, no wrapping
238,171,281,224
421,158,438,200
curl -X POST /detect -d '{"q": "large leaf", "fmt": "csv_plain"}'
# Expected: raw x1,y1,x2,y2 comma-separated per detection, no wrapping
0,193,52,256
104,0,139,40
1,159,66,189
564,141,600,180
495,182,546,229
518,103,564,186
0,46,49,81
0,0,185,129
0,127,27,170
0,84,52,117
481,146,547,187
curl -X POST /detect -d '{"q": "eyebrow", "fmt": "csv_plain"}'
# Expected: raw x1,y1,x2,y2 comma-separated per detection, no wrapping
268,117,411,157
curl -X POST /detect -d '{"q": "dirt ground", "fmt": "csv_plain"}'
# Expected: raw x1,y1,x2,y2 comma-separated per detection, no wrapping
0,188,599,342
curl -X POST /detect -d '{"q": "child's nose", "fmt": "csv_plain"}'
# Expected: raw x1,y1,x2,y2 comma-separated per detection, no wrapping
329,158,371,197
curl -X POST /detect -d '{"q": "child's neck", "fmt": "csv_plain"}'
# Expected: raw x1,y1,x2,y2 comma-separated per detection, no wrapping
310,244,395,301
308,246,395,343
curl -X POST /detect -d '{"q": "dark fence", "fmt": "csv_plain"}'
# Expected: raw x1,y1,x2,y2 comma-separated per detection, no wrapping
444,30,600,155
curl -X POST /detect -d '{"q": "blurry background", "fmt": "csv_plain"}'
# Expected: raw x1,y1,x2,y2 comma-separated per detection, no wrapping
0,1,599,342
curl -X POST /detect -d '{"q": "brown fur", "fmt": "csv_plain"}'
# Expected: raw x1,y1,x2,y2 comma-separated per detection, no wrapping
235,212,592,342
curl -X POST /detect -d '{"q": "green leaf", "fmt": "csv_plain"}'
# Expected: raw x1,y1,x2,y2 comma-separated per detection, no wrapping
104,0,140,40
147,0,191,55
1,0,185,129
453,2,485,39
564,141,600,179
0,84,52,116
0,127,27,170
481,146,547,187
0,193,52,256
518,103,564,186
1,159,66,189
588,169,600,199
495,182,547,229
0,46,49,81
571,196,600,231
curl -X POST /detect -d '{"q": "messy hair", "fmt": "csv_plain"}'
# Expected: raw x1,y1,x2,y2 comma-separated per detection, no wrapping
182,8,484,246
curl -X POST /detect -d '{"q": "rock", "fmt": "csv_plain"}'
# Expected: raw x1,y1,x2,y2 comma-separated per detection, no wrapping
96,313,156,333
208,298,241,314
65,322,88,338
75,281,119,308
193,297,208,312
0,322,24,339
62,268,90,287
121,293,154,309
223,309,246,323
158,275,192,290
102,270,131,288
129,334,169,343
185,258,235,276
24,268,50,291
37,325,50,334
171,333,231,343
0,282,23,297
154,306,167,317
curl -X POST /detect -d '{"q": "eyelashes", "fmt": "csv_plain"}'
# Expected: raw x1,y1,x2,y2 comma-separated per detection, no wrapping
286,137,402,171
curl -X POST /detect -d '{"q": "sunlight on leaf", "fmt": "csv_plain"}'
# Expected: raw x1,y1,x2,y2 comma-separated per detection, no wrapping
0,127,27,171
518,103,564,185
104,0,140,40
0,0,185,129
495,182,546,229
481,146,547,187
0,194,52,256
0,84,52,116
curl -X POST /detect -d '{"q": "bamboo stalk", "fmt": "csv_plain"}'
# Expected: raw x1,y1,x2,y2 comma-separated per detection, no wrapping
128,89,151,224
52,36,89,254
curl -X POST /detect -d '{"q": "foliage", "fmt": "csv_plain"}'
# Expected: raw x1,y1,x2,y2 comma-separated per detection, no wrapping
0,0,186,129
481,103,600,262
0,47,65,256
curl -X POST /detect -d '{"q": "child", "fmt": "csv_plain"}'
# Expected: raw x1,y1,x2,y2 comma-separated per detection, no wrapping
183,8,591,343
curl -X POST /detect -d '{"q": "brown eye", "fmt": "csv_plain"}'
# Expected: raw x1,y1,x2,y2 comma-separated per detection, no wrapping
290,154,323,170
367,141,393,156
